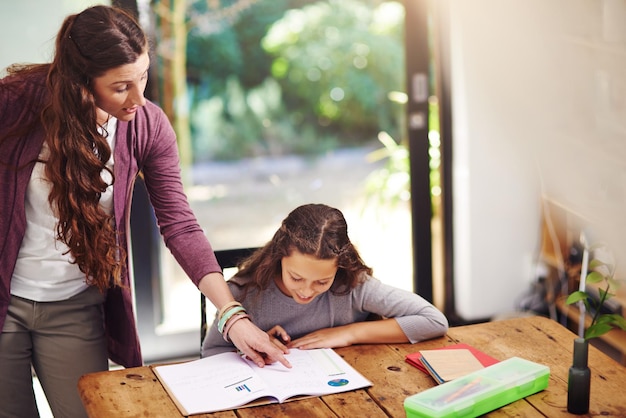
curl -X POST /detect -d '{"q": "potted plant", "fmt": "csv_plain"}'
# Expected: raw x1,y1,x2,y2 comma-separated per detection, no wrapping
565,249,626,414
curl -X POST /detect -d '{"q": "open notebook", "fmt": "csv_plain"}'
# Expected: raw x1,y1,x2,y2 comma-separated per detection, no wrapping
153,348,372,415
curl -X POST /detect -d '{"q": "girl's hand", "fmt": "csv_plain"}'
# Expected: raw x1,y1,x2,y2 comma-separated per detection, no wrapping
266,325,292,351
289,326,353,350
291,320,408,349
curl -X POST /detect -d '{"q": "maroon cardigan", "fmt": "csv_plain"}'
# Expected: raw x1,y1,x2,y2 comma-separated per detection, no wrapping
0,72,221,367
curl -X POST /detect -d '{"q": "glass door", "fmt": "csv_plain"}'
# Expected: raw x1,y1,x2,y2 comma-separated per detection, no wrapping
136,0,415,362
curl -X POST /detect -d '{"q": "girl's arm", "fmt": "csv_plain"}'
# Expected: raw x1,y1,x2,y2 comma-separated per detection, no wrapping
359,277,449,343
289,318,409,349
292,276,449,349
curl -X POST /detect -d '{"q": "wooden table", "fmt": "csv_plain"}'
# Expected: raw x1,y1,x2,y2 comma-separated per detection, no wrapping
78,315,626,417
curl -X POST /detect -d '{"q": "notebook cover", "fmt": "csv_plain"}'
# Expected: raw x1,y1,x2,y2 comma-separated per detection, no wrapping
418,349,485,383
406,343,500,375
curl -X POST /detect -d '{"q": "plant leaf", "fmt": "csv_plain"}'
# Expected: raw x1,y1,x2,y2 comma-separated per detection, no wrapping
607,314,626,331
586,271,605,284
595,315,614,325
597,288,615,301
585,323,613,339
566,291,588,305
608,277,622,290
588,259,606,270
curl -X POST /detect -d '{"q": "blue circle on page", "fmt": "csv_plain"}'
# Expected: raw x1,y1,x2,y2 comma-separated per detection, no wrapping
328,379,349,387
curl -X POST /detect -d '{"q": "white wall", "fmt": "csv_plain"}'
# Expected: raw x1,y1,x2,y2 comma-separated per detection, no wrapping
448,0,626,320
0,0,109,72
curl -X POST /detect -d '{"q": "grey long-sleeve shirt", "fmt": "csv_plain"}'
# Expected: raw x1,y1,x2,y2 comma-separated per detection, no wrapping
202,274,449,357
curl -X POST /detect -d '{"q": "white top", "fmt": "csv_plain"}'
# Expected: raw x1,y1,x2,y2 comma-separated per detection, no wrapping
11,118,117,301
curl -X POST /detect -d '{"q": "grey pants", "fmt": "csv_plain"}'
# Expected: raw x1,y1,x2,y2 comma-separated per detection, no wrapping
0,286,108,418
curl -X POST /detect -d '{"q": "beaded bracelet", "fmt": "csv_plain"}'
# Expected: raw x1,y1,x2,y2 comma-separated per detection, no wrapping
217,301,242,322
217,305,246,334
222,313,250,342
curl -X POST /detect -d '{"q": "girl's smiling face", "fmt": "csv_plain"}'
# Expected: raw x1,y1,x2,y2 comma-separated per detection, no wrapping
91,51,150,125
275,250,337,304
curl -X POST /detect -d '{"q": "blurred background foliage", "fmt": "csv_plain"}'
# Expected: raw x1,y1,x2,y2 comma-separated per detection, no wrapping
156,0,405,162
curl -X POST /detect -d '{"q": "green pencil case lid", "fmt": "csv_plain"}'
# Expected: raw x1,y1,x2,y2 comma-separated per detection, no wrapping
404,356,550,418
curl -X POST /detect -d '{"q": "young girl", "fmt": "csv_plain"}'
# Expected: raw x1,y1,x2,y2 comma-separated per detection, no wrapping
202,203,449,357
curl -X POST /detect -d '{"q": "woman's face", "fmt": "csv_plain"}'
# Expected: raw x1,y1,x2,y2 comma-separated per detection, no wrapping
92,51,150,125
275,250,337,304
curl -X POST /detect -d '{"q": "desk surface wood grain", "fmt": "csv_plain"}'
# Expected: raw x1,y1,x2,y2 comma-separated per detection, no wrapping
78,315,626,417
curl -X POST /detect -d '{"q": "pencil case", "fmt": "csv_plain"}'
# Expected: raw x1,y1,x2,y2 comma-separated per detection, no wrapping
404,357,550,418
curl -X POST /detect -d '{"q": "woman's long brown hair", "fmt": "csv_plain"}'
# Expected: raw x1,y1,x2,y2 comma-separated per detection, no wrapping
4,6,147,292
235,203,373,298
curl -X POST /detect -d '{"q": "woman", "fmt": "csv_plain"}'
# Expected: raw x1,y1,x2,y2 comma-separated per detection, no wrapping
0,5,287,418
202,203,448,357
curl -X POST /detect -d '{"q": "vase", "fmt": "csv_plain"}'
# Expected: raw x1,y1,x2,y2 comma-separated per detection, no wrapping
567,337,590,414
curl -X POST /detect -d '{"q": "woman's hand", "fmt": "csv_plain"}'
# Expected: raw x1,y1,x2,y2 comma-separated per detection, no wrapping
226,317,291,368
198,273,291,368
265,325,292,351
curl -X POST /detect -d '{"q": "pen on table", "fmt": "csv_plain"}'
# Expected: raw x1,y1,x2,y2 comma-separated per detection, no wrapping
443,377,482,403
